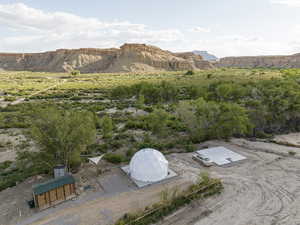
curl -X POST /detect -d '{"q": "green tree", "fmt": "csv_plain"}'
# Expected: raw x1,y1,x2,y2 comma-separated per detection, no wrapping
136,94,145,109
30,107,96,171
146,109,170,137
216,102,252,139
71,70,80,76
185,70,195,75
102,115,113,138
177,98,252,141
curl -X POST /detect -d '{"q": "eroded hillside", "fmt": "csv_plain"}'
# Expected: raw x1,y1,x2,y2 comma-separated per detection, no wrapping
0,44,213,73
216,53,300,68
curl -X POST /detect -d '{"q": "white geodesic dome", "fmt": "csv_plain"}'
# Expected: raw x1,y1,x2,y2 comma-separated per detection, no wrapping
129,148,168,182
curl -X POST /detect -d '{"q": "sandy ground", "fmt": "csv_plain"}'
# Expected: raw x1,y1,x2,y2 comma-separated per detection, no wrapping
157,140,300,225
0,161,192,225
231,138,300,157
273,133,300,147
0,129,35,163
0,176,47,225
1,138,300,225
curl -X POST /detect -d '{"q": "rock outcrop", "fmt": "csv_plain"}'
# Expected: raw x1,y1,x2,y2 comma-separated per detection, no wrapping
0,44,213,73
216,53,300,68
193,51,218,61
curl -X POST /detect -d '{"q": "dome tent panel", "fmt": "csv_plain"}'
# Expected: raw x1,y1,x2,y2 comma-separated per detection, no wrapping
129,148,168,182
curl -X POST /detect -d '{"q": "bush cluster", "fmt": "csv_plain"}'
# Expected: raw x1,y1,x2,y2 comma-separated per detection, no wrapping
114,173,223,225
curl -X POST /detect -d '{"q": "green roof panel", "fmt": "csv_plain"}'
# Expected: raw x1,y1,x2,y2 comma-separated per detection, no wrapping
33,174,75,195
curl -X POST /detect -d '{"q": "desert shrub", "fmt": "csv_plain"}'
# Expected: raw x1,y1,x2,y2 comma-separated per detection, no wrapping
71,70,80,76
104,153,125,164
184,143,196,152
186,85,209,99
185,70,195,75
4,96,16,102
0,161,12,170
177,98,252,141
145,109,170,136
136,94,145,109
111,81,179,104
125,117,148,130
111,85,131,99
126,149,136,159
114,173,223,225
288,150,296,156
101,115,114,138
0,152,49,191
206,73,213,79
69,96,83,101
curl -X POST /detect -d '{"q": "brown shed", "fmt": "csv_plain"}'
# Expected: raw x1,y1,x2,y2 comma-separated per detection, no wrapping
32,174,76,210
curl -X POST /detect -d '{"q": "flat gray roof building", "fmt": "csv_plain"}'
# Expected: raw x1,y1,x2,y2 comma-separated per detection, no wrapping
196,146,246,166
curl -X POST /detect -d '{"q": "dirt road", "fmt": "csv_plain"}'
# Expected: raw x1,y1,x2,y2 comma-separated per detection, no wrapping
0,79,66,108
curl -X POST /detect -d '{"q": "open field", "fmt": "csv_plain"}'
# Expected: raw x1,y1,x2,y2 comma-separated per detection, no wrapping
0,69,282,97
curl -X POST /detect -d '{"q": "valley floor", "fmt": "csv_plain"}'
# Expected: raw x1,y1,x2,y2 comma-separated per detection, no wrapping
1,138,300,225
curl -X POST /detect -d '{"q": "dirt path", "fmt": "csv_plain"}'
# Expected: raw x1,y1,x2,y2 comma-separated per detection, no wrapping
0,79,66,108
157,142,300,225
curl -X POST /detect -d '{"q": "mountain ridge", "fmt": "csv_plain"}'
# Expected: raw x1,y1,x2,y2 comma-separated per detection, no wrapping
216,53,300,68
0,44,213,73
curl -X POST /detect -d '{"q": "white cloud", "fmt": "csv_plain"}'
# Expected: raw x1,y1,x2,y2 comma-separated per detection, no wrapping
270,0,300,7
0,3,299,58
189,26,211,33
0,3,183,52
174,34,295,58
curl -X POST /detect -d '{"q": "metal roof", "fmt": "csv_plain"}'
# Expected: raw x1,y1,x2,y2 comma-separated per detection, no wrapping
32,174,75,195
196,146,246,166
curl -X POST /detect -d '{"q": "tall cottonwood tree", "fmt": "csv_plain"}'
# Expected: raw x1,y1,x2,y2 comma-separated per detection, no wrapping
30,106,96,171
177,98,252,141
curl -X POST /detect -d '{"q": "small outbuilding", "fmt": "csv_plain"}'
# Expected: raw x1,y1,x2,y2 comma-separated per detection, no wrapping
32,174,76,210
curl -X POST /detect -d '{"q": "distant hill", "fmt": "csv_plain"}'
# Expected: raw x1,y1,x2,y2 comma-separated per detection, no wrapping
193,51,218,61
216,53,300,68
0,44,213,73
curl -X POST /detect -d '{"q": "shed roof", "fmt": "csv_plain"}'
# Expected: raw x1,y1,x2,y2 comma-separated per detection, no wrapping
33,174,75,195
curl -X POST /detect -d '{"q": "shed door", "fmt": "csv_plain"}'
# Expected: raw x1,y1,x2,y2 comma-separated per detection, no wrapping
37,193,47,208
64,184,71,197
49,189,57,203
70,183,75,194
56,186,65,200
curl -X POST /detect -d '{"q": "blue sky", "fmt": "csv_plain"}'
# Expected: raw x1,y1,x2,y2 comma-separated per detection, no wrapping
0,0,300,57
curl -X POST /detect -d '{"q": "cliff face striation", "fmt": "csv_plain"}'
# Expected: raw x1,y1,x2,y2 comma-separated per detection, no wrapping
0,44,213,73
216,53,300,68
